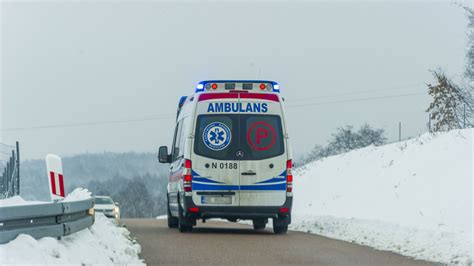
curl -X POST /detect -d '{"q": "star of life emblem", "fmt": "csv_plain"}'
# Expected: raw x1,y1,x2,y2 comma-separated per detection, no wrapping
203,122,232,151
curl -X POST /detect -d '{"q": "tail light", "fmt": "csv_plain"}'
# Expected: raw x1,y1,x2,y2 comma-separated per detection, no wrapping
183,159,192,192
286,159,293,192
188,207,200,213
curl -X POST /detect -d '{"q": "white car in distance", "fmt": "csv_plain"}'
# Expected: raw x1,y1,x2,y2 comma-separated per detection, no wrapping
93,196,120,223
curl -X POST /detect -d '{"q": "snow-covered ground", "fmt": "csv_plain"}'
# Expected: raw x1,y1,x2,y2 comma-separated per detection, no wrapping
63,187,94,202
0,195,46,207
0,188,91,207
0,189,144,265
292,129,473,264
0,214,144,265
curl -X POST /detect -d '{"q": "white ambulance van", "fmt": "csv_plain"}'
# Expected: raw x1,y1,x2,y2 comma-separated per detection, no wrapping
158,80,293,234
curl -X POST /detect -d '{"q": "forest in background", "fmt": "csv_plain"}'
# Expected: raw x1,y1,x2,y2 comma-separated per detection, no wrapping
20,152,169,218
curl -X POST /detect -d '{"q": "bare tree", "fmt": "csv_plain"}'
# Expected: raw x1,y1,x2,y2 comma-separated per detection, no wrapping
426,70,472,131
328,126,359,154
463,6,474,86
355,123,387,147
118,178,154,218
304,144,333,163
303,124,387,164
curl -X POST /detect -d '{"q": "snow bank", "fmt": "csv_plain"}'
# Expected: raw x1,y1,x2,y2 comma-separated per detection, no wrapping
292,129,473,264
0,196,46,207
0,189,143,265
63,187,92,202
0,214,144,265
0,187,91,207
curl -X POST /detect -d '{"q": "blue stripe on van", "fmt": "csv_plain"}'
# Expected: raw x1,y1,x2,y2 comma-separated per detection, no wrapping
192,182,286,191
255,170,287,184
192,177,224,184
192,183,239,191
241,183,286,191
191,169,287,190
192,170,224,184
254,177,286,184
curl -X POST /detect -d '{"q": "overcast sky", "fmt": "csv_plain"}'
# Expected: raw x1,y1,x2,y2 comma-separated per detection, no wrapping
0,1,469,160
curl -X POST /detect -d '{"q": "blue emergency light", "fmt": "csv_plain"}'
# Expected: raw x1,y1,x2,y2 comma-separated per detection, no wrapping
195,80,280,93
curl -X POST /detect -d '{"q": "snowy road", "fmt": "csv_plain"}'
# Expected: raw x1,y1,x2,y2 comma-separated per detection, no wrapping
122,219,434,265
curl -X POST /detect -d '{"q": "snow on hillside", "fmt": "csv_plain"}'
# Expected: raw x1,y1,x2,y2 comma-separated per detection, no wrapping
291,129,473,264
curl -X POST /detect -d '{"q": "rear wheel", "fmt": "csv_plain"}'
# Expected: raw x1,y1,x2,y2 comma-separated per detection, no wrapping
273,216,289,234
167,196,178,228
273,225,288,234
178,200,193,233
252,219,267,230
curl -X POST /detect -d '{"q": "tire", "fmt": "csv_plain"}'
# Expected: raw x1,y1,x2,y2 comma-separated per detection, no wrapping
273,225,288,234
178,200,193,233
273,217,289,234
252,219,267,230
167,196,178,228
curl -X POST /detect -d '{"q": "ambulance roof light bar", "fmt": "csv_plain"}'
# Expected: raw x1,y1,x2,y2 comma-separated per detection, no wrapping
195,80,280,93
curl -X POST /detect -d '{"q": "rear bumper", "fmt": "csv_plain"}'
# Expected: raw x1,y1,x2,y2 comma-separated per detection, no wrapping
183,196,292,221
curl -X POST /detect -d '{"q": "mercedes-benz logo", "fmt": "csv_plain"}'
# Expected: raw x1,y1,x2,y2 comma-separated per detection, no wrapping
236,150,244,158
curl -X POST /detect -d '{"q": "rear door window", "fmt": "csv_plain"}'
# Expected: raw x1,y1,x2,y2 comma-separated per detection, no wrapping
194,114,284,160
240,114,284,160
194,115,238,160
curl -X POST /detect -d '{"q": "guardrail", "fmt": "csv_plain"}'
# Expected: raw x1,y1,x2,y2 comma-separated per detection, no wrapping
0,142,20,199
0,198,95,244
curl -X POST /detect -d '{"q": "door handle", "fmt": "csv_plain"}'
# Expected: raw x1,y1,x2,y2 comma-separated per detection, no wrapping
241,171,256,176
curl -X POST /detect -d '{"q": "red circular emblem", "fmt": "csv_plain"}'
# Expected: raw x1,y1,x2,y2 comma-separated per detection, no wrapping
246,121,276,151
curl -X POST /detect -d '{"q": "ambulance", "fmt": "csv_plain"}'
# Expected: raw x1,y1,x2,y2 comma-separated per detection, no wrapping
158,80,293,234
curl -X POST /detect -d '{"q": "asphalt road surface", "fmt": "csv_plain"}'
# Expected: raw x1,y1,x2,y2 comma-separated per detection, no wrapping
122,219,434,266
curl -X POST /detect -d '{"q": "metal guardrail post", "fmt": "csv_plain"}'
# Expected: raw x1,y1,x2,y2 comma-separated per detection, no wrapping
0,142,20,199
16,142,20,195
1,169,4,195
1,170,4,198
0,143,20,199
2,158,5,196
11,150,15,197
6,160,10,197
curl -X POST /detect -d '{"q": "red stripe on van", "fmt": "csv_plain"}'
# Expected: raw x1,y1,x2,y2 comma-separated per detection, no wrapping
198,93,279,102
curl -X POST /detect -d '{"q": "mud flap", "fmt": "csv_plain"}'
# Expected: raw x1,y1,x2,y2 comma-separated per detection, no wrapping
274,214,291,226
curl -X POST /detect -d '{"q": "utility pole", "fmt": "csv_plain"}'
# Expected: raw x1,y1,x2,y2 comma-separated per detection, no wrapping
398,122,401,141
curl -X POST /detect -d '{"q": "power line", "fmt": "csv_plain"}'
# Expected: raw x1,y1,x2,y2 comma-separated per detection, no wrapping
289,82,425,103
0,142,15,148
1,114,175,132
1,91,428,132
286,92,427,109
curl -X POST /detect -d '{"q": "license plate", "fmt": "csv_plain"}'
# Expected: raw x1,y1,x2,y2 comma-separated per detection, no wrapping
201,196,232,204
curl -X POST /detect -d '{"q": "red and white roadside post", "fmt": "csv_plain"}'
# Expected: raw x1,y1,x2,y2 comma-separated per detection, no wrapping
46,154,66,201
